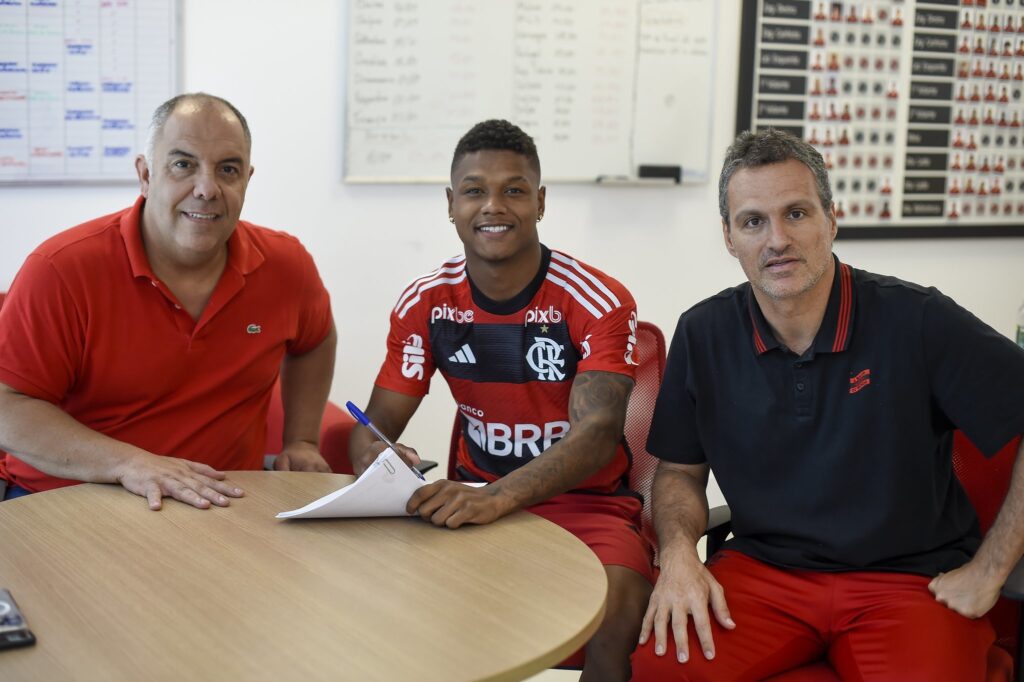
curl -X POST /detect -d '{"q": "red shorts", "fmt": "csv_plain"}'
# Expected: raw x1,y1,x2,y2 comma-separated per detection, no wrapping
527,492,654,584
631,551,995,681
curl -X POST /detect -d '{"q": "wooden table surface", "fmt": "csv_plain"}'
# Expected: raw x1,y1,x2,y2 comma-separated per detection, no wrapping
0,471,607,681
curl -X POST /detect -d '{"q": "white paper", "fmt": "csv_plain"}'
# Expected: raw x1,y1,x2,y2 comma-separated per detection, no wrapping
276,448,425,519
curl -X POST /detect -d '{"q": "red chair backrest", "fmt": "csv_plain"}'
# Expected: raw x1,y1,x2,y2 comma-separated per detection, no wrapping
446,320,667,559
952,431,1022,656
624,321,667,562
265,381,356,474
953,432,1020,534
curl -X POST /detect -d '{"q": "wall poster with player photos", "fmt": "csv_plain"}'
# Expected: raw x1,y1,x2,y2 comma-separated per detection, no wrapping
737,0,1024,238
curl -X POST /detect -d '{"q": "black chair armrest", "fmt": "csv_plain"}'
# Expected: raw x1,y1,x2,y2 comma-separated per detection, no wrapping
1001,555,1024,601
415,460,439,475
705,504,732,556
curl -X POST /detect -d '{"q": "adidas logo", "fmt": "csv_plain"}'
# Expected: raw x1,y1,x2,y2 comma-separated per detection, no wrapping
448,343,476,364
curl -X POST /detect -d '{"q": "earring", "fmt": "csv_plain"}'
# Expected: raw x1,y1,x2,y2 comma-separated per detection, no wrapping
537,212,544,222
449,216,455,224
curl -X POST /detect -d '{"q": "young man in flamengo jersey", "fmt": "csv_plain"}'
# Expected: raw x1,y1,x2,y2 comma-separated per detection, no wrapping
349,119,654,681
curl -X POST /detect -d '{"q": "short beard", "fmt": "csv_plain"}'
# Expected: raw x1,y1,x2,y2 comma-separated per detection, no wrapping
755,255,831,301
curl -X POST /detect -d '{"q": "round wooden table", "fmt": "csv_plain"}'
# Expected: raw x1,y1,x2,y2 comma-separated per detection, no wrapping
0,472,607,681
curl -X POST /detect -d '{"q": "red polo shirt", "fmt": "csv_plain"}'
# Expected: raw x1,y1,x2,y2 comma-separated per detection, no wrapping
0,196,332,492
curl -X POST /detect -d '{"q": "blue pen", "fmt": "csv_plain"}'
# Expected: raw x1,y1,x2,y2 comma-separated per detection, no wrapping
345,401,426,481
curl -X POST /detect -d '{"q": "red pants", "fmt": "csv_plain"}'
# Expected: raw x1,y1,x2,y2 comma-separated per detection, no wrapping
528,492,654,584
631,551,995,681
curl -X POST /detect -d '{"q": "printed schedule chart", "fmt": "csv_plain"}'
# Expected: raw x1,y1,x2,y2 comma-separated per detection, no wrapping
0,0,179,183
738,0,1024,237
345,0,717,183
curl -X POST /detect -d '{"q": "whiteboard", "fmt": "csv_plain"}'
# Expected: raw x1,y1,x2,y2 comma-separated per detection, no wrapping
344,0,716,183
0,0,180,184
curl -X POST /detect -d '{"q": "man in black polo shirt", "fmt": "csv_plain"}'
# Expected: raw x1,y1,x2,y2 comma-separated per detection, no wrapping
631,128,1024,681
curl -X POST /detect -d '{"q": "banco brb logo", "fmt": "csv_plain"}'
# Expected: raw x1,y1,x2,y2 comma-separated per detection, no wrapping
526,337,565,381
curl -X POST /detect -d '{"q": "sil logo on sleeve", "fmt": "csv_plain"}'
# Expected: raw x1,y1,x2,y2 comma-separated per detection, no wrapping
401,334,426,380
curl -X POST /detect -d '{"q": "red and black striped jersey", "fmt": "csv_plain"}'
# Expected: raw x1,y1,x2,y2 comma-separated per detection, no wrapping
375,245,638,494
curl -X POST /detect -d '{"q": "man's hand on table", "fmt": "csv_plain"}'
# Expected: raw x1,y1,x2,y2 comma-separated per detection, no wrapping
274,441,332,473
114,453,244,510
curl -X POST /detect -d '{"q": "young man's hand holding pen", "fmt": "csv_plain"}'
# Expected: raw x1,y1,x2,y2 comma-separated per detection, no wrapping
346,401,424,477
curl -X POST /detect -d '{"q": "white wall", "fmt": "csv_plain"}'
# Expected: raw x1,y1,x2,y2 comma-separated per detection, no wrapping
2,1,1023,506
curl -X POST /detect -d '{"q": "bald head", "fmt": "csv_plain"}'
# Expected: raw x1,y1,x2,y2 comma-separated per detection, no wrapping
145,93,251,164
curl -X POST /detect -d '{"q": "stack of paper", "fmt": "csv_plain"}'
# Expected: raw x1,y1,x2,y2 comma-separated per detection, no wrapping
276,448,425,519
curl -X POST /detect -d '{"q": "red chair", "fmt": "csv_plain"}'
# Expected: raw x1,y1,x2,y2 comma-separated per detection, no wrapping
705,432,1024,681
623,321,668,565
447,320,668,669
954,432,1023,682
264,381,356,474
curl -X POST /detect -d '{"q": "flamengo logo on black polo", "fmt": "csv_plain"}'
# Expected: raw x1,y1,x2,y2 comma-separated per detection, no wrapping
849,369,871,394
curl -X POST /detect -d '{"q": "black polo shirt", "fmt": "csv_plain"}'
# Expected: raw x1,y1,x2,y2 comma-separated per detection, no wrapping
648,255,1024,575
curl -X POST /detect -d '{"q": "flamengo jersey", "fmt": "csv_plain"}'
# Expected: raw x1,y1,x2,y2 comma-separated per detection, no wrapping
375,245,639,495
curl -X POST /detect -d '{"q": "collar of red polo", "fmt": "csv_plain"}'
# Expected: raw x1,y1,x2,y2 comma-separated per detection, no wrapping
120,195,264,279
747,254,855,356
